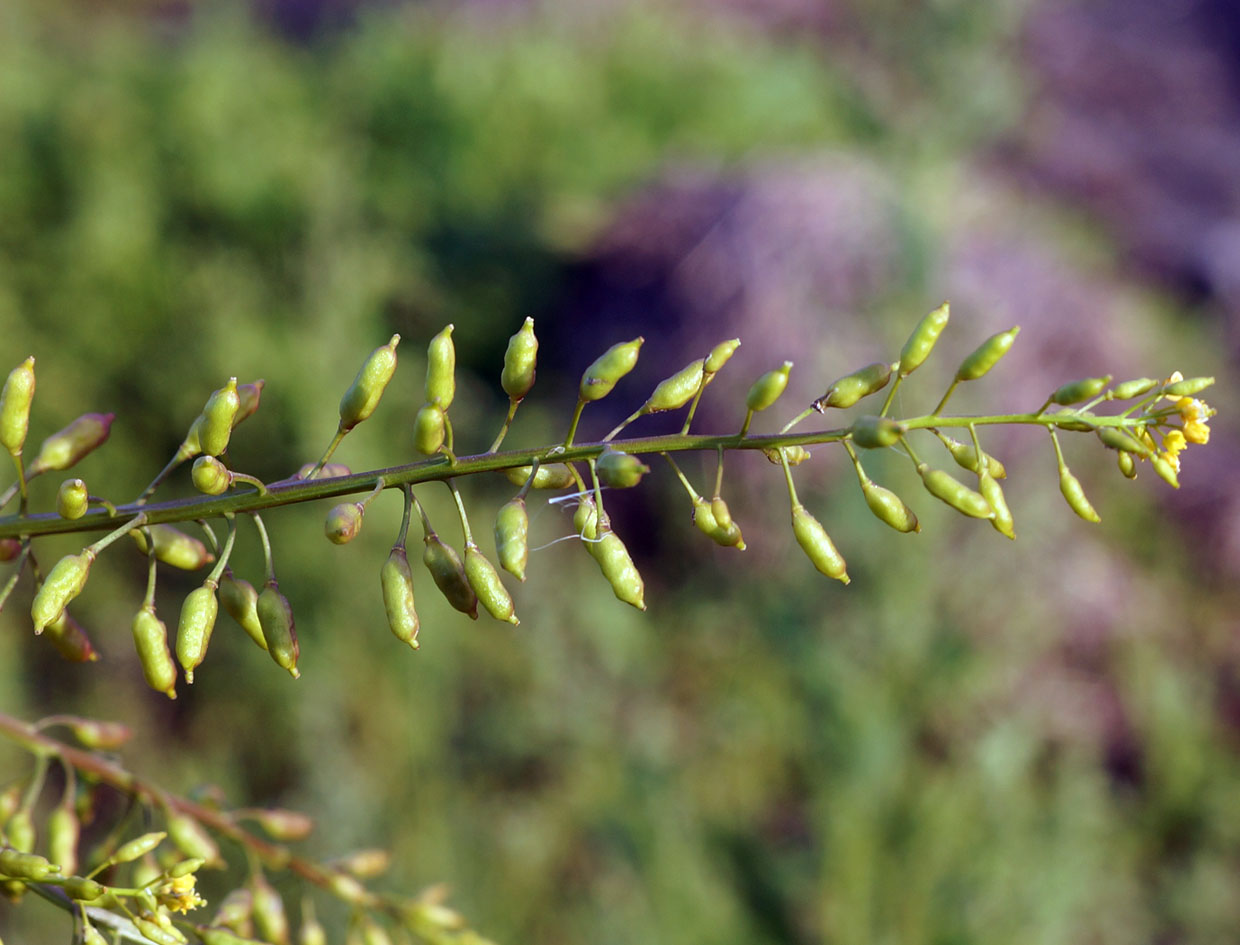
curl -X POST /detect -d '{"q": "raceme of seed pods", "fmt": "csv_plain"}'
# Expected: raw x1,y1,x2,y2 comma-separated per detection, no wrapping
0,305,1218,694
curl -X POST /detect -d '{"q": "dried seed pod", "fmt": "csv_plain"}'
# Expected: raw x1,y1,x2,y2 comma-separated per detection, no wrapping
1096,427,1150,455
176,582,220,683
579,337,644,402
1108,378,1157,400
257,581,300,678
745,361,793,413
763,445,811,466
503,464,575,490
0,356,35,456
464,543,519,624
132,608,178,699
494,497,529,581
219,572,268,651
916,464,993,519
324,502,364,545
42,610,100,662
339,334,400,432
954,326,1020,381
380,546,419,648
938,434,1007,479
192,456,232,495
849,415,904,449
813,362,892,412
898,302,950,377
501,317,539,402
1051,375,1113,406
860,478,920,533
130,525,215,570
47,805,80,877
791,504,849,584
0,537,20,561
1058,466,1101,523
645,359,705,412
167,812,222,866
0,849,58,881
251,872,290,945
423,533,478,619
1117,450,1137,479
27,412,115,476
1163,376,1214,397
704,339,741,375
412,403,447,455
200,377,241,456
692,497,745,549
978,469,1015,539
425,325,457,409
595,448,649,489
56,478,89,519
31,551,95,634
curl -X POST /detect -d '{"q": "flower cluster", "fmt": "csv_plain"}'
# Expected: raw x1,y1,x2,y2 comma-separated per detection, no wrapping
1140,372,1215,473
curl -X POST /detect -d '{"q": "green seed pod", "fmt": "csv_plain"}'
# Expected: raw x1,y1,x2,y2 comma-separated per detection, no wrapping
200,377,241,456
213,888,254,932
575,496,646,609
0,537,20,561
425,325,457,409
324,502,364,545
813,362,892,412
300,912,329,945
710,496,733,529
898,302,950,377
130,525,215,570
939,434,1008,479
860,478,920,533
63,876,105,902
745,361,793,412
244,809,314,843
704,339,741,375
380,546,419,648
978,469,1015,539
464,543,519,625
31,551,95,634
257,582,300,678
132,915,183,945
595,448,650,489
645,358,705,412
47,805,79,877
764,446,812,466
503,464,575,490
28,412,115,476
251,872,290,945
494,497,529,581
180,415,204,458
849,415,905,449
5,808,35,852
412,403,447,455
132,608,178,699
1058,466,1101,523
113,831,167,865
339,334,400,432
330,848,391,878
176,583,219,683
579,337,644,402
954,326,1020,381
501,317,539,402
43,610,100,662
693,497,745,549
219,572,268,651
423,533,478,619
325,871,368,904
916,464,993,519
1050,375,1113,406
0,356,35,456
200,928,263,945
0,849,57,881
1108,378,1158,400
1163,375,1215,397
1149,453,1179,488
62,717,131,749
1117,450,1137,479
56,478,89,519
192,456,232,495
791,504,849,583
167,812,222,866
1096,427,1151,455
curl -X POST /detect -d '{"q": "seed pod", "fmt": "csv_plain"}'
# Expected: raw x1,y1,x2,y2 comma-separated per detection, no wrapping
710,496,733,529
339,334,400,432
1163,375,1214,397
213,887,254,933
132,608,178,698
1149,453,1180,488
42,611,99,663
167,812,222,866
645,359,705,412
938,434,1008,479
257,582,300,678
1096,427,1151,455
745,361,793,413
200,928,262,945
324,502,364,545
332,848,392,878
412,403,446,455
63,876,104,902
422,534,478,618
423,325,457,409
132,915,183,945
176,582,219,683
28,412,115,476
113,831,167,865
860,478,920,533
200,377,241,456
579,338,644,402
501,317,539,402
295,462,352,480
763,445,811,466
5,808,34,852
31,551,95,634
0,356,35,456
300,910,328,945
595,448,650,489
325,871,368,904
192,456,232,495
916,464,993,519
813,362,892,412
1058,466,1101,523
1108,377,1157,400
978,469,1015,539
47,805,80,877
55,479,89,519
954,326,1020,381
219,572,267,651
898,302,950,377
236,380,265,426
575,496,646,609
791,504,849,583
1117,450,1137,479
0,849,57,881
503,464,575,490
1051,375,1113,406
692,497,745,549
244,809,314,843
62,717,131,749
0,537,20,561
704,339,741,375
251,872,290,945
849,415,904,449
130,525,214,570
464,544,519,625
494,497,529,581
83,926,109,945
380,546,419,648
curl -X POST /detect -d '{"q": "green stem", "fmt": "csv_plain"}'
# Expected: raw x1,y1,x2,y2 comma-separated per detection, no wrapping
604,406,646,443
932,379,960,417
488,400,521,454
0,544,31,613
252,513,275,584
448,481,473,545
9,452,27,512
205,517,238,585
306,427,348,481
84,514,145,558
878,375,904,417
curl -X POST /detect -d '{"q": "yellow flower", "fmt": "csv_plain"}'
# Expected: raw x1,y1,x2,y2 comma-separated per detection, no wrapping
1177,397,1211,444
157,872,207,914
1160,429,1187,472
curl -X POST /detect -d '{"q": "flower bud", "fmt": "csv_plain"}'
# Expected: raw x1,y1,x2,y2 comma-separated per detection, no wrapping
425,325,456,409
113,831,167,865
579,338,644,402
324,502,364,545
860,479,919,533
1058,466,1101,523
954,326,1020,381
791,504,849,583
745,361,792,413
192,456,232,495
257,581,300,678
55,478,89,519
978,469,1015,539
200,378,241,456
704,339,741,375
42,610,100,662
898,302,950,377
0,356,35,456
503,464,575,490
0,849,57,881
412,403,446,455
1108,378,1157,400
31,551,95,634
219,572,268,651
130,525,215,571
813,362,892,412
1050,375,1113,406
380,546,419,648
938,434,1007,479
1117,450,1137,479
423,534,478,619
464,543,519,625
47,805,80,877
501,317,538,402
1096,427,1150,455
132,607,178,699
340,334,400,432
167,812,222,866
763,445,811,466
176,583,219,684
692,497,745,549
0,537,20,562
916,464,993,519
849,415,904,449
645,359,705,412
595,448,649,489
494,497,529,581
27,412,115,476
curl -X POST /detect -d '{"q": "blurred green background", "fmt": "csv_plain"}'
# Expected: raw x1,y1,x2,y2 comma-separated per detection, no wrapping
2,1,1238,942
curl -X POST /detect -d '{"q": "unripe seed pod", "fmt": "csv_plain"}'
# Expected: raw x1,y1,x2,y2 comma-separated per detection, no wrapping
1149,453,1179,488
0,356,35,456
251,872,290,945
1058,466,1101,522
325,871,368,903
575,496,646,609
412,403,446,455
56,478,89,519
860,479,920,533
332,848,392,878
0,849,57,880
219,572,268,651
1163,375,1214,397
916,464,993,519
1051,375,1113,406
494,497,529,581
167,812,222,866
898,302,950,377
813,362,892,412
300,913,328,945
645,359,705,412
32,551,95,634
43,610,100,662
257,582,300,678
169,857,206,878
130,525,214,570
28,412,115,475
324,502,364,545
595,448,649,489
176,582,219,683
245,809,314,842
181,415,204,458
704,339,741,375
5,808,35,852
200,928,262,945
132,608,178,699
710,496,732,529
192,456,232,495
200,377,241,456
83,926,109,945
113,831,167,865
1117,450,1137,479
939,434,1008,479
954,326,1020,381
503,464,575,490
423,534,478,619
63,876,105,902
693,497,745,549
380,546,419,648
340,334,400,432
424,325,457,409
464,544,519,625
579,337,644,402
64,717,132,749
501,317,539,402
132,915,183,945
0,537,20,561
213,887,254,932
764,445,811,466
1108,377,1157,400
978,469,1015,539
236,379,265,426
849,415,904,449
1096,427,1151,455
47,805,79,877
791,504,849,583
746,361,793,412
